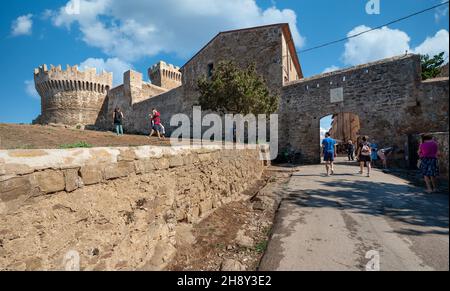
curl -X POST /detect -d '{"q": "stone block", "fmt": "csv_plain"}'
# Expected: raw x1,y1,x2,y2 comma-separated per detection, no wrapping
0,164,34,176
118,149,137,162
169,156,184,168
80,165,103,185
153,158,170,170
104,162,134,180
33,170,65,194
134,159,155,174
198,153,212,162
64,168,83,192
0,176,34,202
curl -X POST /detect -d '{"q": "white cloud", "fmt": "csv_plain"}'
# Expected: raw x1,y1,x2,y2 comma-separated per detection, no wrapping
413,29,449,61
342,25,449,66
79,57,133,86
322,65,340,74
50,0,305,62
25,80,39,99
11,14,33,36
342,25,410,66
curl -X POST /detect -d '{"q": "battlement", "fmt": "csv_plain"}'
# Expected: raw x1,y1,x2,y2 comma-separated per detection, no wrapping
34,64,113,89
148,61,182,90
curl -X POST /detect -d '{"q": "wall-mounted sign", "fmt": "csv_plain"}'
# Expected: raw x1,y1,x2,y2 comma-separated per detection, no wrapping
330,87,344,103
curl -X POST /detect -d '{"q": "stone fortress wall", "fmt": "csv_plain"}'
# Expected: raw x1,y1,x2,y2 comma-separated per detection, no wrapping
34,24,303,136
32,24,449,168
279,55,449,166
0,145,266,270
33,65,113,127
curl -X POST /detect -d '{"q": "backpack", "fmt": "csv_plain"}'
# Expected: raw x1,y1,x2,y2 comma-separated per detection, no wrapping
361,143,371,156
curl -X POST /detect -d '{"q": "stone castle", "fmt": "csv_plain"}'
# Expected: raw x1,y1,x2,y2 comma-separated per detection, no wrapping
34,24,301,131
33,23,449,169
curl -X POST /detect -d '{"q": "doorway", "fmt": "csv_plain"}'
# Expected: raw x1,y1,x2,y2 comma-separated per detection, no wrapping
320,113,361,159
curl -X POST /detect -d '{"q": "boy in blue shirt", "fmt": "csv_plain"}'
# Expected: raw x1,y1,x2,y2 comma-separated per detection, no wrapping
322,132,337,176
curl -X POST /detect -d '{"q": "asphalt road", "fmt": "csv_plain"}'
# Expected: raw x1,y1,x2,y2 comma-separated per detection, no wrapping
259,162,449,271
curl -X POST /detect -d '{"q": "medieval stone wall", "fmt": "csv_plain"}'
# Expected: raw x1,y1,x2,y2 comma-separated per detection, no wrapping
181,25,289,112
0,145,266,270
280,54,449,165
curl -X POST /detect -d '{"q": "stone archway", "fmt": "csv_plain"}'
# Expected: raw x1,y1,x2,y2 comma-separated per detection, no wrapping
278,55,448,166
321,112,361,157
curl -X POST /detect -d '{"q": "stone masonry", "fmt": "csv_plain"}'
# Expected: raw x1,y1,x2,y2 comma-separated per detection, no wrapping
280,54,449,165
32,24,449,167
33,65,113,127
0,145,266,270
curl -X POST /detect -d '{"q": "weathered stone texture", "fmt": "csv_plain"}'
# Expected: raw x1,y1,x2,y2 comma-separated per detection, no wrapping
428,132,449,180
32,170,65,194
81,24,302,137
280,55,449,165
33,65,113,126
0,146,265,271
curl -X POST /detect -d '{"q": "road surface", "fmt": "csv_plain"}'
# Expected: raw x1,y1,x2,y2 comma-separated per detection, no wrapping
260,161,449,271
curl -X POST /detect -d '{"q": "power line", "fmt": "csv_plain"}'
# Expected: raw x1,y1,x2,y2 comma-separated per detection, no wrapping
299,1,450,53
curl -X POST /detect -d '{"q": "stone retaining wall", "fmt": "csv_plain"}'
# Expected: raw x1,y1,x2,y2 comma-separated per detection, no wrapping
0,145,266,270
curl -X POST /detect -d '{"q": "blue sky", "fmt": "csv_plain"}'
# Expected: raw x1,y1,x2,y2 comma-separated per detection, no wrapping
0,0,448,124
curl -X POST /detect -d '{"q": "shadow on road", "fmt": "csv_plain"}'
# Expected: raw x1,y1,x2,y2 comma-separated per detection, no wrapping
284,175,449,237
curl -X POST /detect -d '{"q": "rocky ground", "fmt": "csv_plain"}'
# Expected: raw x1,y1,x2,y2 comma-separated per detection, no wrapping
0,124,170,149
168,166,296,271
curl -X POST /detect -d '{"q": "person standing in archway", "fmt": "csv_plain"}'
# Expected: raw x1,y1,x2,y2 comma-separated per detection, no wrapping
322,132,337,176
347,140,355,161
357,136,372,177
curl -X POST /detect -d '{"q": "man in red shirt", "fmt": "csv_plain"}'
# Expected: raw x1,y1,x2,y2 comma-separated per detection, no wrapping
149,108,165,140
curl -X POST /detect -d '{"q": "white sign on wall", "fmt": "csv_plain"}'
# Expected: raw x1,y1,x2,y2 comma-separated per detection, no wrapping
330,87,344,103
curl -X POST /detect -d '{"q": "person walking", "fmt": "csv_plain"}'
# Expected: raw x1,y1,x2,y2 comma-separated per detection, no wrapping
322,132,337,176
113,107,124,136
149,108,165,140
418,134,440,193
347,140,355,161
357,136,372,177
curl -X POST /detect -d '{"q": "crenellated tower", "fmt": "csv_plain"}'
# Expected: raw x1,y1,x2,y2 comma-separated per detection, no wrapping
148,61,182,90
33,64,113,126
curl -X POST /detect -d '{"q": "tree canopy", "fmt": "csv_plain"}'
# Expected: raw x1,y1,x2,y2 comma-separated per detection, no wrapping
421,52,446,80
197,61,279,115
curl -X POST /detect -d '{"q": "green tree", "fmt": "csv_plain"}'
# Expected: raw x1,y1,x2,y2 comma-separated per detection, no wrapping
421,52,445,80
197,61,279,115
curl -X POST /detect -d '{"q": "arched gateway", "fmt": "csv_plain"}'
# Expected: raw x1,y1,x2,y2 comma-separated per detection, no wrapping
279,54,449,166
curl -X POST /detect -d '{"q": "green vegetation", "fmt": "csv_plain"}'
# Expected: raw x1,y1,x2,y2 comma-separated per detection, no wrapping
421,52,446,80
255,240,268,254
197,61,279,115
59,141,92,149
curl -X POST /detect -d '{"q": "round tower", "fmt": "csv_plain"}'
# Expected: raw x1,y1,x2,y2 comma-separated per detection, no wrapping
33,64,113,127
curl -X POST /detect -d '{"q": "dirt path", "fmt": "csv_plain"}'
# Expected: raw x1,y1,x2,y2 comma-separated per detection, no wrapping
168,167,293,271
0,124,170,149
